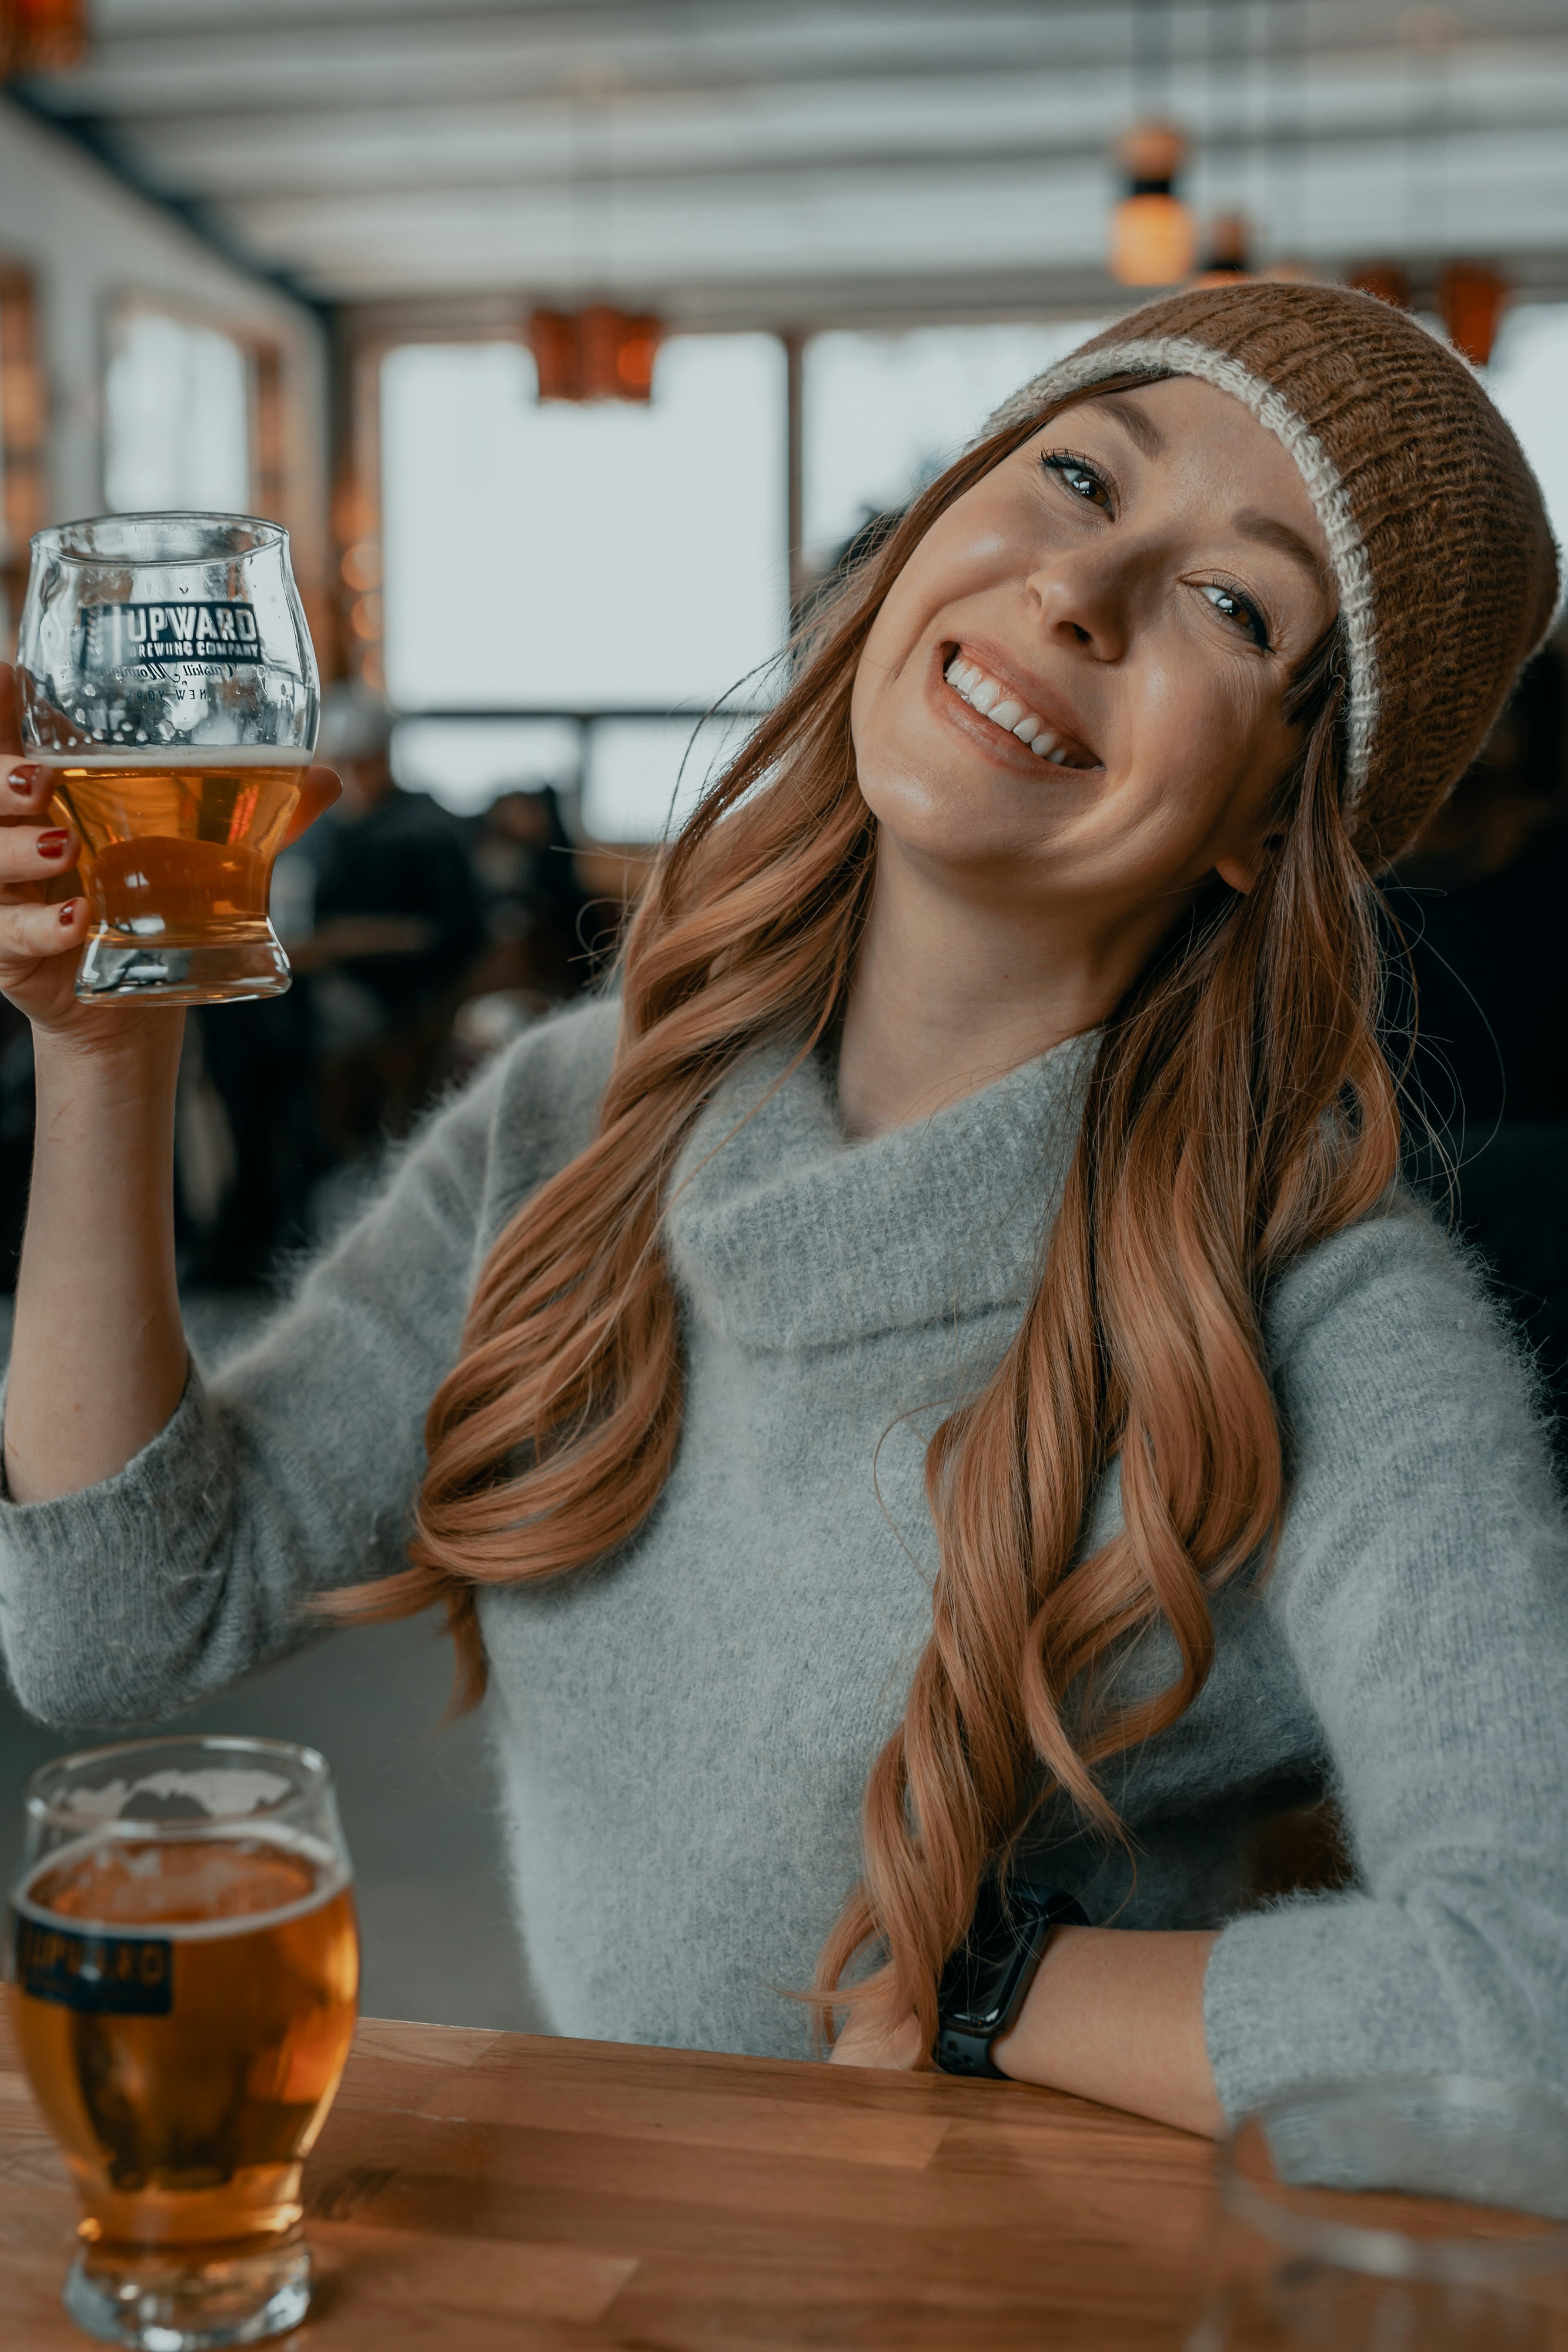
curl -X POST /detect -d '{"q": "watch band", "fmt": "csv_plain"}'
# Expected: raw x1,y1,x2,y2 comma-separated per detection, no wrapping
932,1886,1089,2079
932,2019,1015,2080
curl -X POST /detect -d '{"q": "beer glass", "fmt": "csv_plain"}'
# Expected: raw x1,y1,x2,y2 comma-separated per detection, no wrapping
1186,2076,1568,2350
16,512,320,1005
6,1735,359,2348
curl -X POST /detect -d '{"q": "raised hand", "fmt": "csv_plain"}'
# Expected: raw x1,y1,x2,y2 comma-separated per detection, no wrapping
0,663,340,1050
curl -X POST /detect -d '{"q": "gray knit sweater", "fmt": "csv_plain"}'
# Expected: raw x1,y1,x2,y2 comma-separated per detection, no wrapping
3,998,1566,2120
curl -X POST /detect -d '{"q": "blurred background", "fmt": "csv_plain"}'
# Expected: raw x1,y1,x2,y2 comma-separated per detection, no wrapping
0,0,1565,2029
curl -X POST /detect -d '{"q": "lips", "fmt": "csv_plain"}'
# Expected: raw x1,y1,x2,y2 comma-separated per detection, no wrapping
942,650,1099,769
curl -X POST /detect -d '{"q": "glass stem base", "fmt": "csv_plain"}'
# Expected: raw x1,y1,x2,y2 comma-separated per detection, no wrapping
75,927,291,1007
64,2231,311,2350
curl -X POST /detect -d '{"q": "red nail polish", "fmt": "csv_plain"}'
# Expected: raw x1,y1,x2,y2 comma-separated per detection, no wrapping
37,829,69,859
8,764,43,794
58,898,79,926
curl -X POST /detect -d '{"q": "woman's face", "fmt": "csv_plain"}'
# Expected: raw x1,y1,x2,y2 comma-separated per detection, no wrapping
850,375,1337,913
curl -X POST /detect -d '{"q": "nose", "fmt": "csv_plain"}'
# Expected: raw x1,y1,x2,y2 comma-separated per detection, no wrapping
1024,543,1131,664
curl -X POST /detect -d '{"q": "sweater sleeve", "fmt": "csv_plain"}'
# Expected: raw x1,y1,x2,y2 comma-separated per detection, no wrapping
1203,1201,1568,2119
0,998,617,1730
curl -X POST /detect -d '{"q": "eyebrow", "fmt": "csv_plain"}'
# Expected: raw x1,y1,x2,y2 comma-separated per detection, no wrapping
1092,392,1165,458
1232,507,1332,590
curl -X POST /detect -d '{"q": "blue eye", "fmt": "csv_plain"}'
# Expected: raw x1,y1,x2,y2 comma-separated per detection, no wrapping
1043,451,1112,509
1202,581,1270,651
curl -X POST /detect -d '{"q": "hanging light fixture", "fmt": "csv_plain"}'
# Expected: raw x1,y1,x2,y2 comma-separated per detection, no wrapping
1189,211,1252,288
0,0,88,76
1439,260,1509,367
527,307,661,404
1347,262,1410,310
1109,123,1196,289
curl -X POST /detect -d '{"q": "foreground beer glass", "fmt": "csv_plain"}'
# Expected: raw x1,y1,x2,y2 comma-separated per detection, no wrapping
17,512,319,1004
1186,2076,1568,2350
6,1736,359,2348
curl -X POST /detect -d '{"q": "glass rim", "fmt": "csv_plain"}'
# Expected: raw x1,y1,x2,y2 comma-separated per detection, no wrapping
21,1732,332,1842
30,512,289,565
1222,2073,1568,2284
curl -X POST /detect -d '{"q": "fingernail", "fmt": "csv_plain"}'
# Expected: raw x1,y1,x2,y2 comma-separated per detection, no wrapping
37,829,69,859
8,764,44,794
58,898,79,926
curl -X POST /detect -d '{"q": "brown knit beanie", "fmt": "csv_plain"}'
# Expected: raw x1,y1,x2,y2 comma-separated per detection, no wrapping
983,282,1560,866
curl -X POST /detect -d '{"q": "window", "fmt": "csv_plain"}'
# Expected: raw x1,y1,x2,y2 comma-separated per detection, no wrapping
1487,305,1568,564
801,321,1104,574
104,309,253,514
381,335,789,718
581,714,753,843
394,717,581,817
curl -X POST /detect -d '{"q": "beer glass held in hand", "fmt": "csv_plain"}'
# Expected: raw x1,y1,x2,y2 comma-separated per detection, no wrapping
6,1736,359,2351
16,513,320,1006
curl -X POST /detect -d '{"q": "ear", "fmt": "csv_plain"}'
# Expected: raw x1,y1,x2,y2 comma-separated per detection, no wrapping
1213,823,1285,895
1213,847,1262,893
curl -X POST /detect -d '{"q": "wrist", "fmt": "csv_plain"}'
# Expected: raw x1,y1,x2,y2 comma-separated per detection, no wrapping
32,1008,185,1098
932,1883,1089,2078
988,1923,1088,2080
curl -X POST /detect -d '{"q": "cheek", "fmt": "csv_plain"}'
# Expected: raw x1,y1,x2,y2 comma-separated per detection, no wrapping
1119,642,1268,801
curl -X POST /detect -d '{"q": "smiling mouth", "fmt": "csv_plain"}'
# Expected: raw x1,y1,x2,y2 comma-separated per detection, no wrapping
942,653,1099,768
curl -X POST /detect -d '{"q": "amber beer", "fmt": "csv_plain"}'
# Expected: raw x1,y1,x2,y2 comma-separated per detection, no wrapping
47,751,307,956
8,1830,357,2254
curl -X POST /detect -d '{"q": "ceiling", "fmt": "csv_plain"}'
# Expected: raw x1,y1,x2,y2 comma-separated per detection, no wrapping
18,0,1568,326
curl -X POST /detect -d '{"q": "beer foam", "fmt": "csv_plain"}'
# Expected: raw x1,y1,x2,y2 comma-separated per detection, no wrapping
38,747,313,770
15,1827,351,1943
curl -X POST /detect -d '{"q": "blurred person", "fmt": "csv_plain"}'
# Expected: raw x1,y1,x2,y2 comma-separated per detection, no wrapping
6,286,1568,2144
299,689,484,1156
467,783,593,1007
1386,642,1568,1439
183,983,328,1290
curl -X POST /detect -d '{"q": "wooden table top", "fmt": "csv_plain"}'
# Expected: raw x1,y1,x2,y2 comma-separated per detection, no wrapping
0,2009,1216,2350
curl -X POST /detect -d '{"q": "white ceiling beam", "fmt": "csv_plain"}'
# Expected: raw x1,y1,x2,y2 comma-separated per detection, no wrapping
106,48,1568,205
212,126,1568,298
42,2,1568,119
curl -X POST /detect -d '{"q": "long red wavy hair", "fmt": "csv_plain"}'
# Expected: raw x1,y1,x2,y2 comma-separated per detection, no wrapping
337,394,1398,2049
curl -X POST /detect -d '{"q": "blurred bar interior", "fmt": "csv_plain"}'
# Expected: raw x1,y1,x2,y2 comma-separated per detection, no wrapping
1,0,1566,2026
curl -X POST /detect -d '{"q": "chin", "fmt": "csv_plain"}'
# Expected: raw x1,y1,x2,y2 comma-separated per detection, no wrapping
862,746,1072,873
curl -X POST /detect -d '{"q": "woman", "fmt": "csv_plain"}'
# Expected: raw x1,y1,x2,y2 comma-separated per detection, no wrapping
2,283,1564,2141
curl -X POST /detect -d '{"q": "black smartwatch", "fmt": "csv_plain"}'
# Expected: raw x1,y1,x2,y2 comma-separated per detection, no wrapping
932,1880,1088,2078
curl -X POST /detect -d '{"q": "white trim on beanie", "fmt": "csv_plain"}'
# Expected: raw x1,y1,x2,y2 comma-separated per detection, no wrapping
981,335,1380,813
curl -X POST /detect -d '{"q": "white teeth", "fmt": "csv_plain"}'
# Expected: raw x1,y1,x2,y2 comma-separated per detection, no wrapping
945,653,1091,768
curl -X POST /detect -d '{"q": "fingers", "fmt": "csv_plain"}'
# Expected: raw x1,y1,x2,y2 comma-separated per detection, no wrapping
280,764,342,850
0,817,78,889
0,893,87,965
0,759,64,818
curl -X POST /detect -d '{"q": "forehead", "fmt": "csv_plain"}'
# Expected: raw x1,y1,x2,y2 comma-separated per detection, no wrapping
1072,377,1322,519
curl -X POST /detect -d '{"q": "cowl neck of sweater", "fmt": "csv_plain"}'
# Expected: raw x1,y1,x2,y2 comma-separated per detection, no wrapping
663,1030,1099,1351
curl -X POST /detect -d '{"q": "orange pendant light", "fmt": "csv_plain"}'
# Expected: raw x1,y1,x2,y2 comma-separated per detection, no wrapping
0,0,88,75
1439,261,1509,368
1188,211,1252,289
1109,122,1196,289
1347,262,1411,311
528,308,663,404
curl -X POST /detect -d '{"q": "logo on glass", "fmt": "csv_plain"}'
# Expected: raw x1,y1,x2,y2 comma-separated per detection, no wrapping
12,1912,174,2015
79,600,264,669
